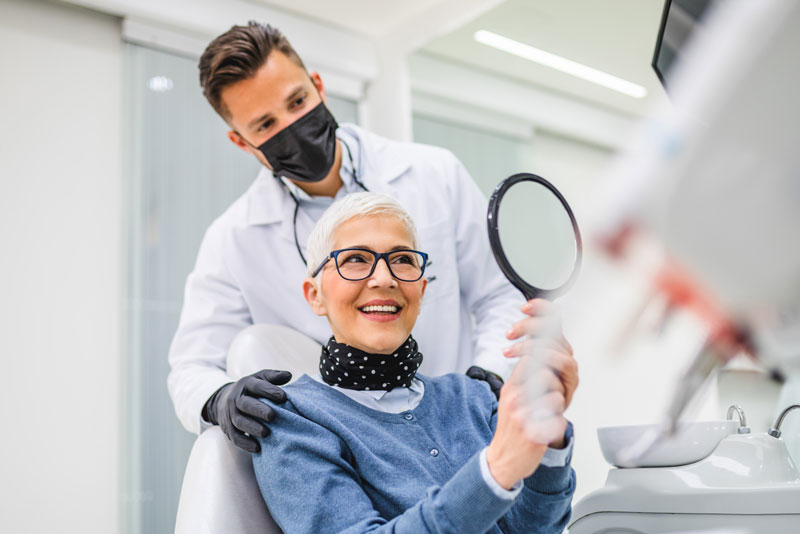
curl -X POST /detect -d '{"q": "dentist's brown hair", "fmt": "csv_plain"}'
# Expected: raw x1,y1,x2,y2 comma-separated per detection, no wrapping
198,21,306,120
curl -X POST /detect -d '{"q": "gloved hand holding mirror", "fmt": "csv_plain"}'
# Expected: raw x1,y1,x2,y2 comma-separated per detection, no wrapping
488,173,582,446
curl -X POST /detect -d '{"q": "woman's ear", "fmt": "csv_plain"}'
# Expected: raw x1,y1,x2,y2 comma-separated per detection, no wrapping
302,277,327,316
411,278,428,321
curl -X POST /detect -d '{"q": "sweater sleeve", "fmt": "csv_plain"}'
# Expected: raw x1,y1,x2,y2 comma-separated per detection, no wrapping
484,386,576,534
498,423,576,534
252,401,516,534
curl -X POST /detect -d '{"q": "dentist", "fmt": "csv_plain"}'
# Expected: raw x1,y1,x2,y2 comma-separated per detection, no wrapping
168,21,577,454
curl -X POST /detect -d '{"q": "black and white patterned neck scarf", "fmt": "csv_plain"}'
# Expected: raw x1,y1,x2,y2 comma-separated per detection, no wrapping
319,335,423,391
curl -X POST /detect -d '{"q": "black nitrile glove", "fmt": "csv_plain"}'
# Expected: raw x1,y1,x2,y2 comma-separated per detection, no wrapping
466,365,504,400
203,369,292,453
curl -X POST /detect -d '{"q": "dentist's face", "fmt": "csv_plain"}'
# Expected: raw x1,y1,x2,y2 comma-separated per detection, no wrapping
303,215,427,354
221,50,327,169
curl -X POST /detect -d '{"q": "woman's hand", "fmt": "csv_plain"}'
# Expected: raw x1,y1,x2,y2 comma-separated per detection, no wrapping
503,299,578,410
485,369,567,489
485,299,577,489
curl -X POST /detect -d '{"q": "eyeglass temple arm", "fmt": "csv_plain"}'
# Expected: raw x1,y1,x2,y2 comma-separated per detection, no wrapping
310,254,333,278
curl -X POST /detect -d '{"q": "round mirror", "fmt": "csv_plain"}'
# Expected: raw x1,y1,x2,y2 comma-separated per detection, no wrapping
488,173,582,300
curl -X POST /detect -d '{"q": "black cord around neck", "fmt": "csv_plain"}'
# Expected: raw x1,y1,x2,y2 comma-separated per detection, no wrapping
276,180,308,266
341,137,369,192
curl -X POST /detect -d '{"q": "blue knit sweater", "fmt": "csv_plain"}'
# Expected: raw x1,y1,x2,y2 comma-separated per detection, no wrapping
253,373,575,534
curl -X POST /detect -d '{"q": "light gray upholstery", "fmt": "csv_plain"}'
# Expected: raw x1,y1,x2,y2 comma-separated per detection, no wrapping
174,324,321,534
227,323,322,382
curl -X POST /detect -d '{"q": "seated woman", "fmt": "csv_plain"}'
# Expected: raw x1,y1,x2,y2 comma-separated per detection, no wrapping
253,192,577,534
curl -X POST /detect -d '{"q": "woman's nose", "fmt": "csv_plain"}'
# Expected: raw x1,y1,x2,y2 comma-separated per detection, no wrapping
367,258,398,288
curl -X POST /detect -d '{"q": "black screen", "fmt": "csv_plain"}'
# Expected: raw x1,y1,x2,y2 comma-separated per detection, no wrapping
653,0,715,90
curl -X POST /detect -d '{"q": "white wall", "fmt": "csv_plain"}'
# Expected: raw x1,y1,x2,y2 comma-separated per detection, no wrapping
0,0,122,532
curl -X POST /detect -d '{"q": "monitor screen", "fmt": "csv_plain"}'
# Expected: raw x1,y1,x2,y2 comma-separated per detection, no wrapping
652,0,716,90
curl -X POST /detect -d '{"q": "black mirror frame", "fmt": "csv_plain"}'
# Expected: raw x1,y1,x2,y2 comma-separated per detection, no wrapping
487,173,583,300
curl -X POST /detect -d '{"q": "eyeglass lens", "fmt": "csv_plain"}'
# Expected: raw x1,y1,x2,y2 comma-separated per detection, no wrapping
335,249,425,281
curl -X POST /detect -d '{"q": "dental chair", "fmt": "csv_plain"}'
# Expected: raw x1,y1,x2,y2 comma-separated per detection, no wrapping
174,324,321,534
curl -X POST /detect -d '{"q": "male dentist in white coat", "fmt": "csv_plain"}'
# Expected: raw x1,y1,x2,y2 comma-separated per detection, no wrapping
168,21,577,453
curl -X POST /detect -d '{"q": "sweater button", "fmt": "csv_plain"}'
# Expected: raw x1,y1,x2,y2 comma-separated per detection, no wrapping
404,413,414,421
429,448,439,457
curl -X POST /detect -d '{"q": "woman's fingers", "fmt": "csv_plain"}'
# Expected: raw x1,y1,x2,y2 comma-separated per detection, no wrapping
524,414,568,446
522,298,554,316
505,305,572,353
510,347,578,409
504,383,565,424
527,390,566,417
503,337,572,358
504,344,576,378
506,315,565,341
511,391,568,445
526,367,566,398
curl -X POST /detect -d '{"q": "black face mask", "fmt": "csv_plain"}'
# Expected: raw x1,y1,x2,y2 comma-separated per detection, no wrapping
256,102,339,183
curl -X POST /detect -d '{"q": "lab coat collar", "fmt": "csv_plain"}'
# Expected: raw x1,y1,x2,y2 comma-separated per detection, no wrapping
245,123,412,226
246,167,288,226
342,123,411,186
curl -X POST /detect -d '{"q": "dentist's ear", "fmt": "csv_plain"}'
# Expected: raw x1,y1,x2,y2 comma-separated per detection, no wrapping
302,277,327,316
309,71,327,105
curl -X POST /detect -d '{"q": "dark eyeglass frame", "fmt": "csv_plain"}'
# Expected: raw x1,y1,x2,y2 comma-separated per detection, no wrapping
311,247,429,282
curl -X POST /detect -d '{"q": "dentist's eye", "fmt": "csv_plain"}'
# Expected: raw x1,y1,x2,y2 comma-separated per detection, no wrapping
291,95,306,109
258,118,275,132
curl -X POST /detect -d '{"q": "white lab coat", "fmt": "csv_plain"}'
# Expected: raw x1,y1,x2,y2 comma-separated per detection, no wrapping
168,124,525,434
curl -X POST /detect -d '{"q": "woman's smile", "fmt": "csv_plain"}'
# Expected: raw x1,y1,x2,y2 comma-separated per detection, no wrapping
304,214,427,354
358,298,403,322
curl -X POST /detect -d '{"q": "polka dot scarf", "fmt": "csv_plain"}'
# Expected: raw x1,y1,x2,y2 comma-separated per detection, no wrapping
319,335,423,391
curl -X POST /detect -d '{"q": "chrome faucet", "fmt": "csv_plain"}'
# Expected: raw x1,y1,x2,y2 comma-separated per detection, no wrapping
768,404,800,438
726,404,750,434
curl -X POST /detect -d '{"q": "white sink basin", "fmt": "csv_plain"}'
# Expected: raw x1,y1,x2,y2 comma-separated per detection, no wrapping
598,420,738,467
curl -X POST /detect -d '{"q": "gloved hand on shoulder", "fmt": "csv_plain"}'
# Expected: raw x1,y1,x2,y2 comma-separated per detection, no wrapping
203,369,292,453
466,365,504,400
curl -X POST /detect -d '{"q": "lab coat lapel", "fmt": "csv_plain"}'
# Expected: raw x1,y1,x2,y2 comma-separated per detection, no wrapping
246,167,288,226
246,167,299,247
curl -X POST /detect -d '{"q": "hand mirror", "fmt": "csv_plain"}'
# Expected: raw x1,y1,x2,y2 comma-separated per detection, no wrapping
487,173,582,300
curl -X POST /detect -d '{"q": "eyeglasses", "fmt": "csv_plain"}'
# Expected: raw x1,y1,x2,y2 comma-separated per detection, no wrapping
311,247,429,282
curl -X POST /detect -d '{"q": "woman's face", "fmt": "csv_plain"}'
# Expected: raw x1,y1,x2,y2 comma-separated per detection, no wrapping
303,215,427,354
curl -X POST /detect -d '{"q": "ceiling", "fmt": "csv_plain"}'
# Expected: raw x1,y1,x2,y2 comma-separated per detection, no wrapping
253,0,670,116
249,0,454,38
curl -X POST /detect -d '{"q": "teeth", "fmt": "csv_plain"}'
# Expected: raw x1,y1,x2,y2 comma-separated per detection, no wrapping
361,305,398,313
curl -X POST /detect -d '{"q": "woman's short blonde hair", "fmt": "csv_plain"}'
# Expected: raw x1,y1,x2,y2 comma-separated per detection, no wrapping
305,192,419,278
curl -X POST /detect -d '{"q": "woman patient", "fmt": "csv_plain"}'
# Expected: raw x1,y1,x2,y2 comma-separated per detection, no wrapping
253,192,577,534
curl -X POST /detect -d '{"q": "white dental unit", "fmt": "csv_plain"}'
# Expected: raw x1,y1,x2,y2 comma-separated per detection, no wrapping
568,0,800,531
570,406,800,532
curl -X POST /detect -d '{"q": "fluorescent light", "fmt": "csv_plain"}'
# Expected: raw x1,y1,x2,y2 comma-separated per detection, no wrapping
474,30,647,99
148,75,173,92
